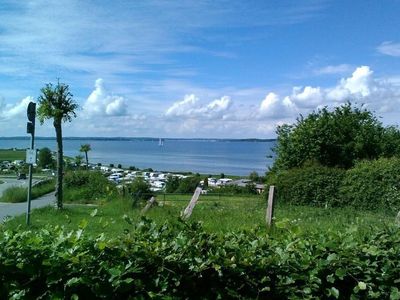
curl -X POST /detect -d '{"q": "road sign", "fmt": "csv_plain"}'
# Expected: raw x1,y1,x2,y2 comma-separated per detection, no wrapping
26,149,37,164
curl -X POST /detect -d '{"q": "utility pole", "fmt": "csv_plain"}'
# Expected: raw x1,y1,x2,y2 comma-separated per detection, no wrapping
26,102,36,225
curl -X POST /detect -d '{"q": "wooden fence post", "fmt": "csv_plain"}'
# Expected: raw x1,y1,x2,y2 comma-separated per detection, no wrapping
266,186,275,227
181,187,202,219
141,196,157,214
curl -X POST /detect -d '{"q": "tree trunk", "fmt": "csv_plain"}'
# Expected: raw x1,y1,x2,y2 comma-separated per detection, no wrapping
54,120,64,209
85,151,88,169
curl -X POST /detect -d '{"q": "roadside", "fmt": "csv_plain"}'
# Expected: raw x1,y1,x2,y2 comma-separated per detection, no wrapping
0,192,55,222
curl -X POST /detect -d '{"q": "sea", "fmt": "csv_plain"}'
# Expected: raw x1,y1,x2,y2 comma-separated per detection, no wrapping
0,138,276,176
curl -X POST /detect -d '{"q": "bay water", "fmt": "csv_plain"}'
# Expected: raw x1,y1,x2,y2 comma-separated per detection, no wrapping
0,138,275,176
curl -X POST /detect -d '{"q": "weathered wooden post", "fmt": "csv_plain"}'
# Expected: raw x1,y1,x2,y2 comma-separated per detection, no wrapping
266,185,275,227
181,187,202,219
141,196,157,214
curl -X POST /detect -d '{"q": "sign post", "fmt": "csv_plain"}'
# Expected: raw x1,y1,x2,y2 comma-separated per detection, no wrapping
26,102,36,225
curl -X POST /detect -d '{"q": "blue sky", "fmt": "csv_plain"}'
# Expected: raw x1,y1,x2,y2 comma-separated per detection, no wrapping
0,0,399,138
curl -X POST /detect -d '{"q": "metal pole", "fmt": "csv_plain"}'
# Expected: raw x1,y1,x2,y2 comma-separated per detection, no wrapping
26,134,35,226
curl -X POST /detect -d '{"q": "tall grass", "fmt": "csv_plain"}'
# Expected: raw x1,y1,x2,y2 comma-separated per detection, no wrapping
2,193,395,239
0,179,55,203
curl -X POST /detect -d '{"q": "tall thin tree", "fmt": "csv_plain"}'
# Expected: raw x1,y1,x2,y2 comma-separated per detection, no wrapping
80,144,91,169
37,81,78,209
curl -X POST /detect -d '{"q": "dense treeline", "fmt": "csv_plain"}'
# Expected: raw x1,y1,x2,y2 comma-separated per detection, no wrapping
268,103,400,210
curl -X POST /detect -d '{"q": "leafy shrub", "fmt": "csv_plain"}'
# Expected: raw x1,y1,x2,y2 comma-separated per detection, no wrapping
64,171,117,203
267,163,345,207
0,179,55,203
129,177,152,203
212,183,258,195
175,175,201,193
272,103,400,170
339,157,400,211
0,219,399,299
165,175,180,193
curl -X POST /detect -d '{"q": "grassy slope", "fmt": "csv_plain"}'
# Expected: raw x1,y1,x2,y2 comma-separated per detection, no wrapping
0,149,25,162
1,194,394,238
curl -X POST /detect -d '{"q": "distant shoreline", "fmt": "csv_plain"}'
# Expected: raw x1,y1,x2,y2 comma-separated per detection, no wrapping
0,136,276,143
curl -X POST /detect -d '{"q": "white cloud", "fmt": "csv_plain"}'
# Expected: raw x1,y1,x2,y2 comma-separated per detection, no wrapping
0,96,34,120
258,66,400,118
314,64,353,75
377,41,400,57
165,94,232,119
259,92,295,118
83,79,127,117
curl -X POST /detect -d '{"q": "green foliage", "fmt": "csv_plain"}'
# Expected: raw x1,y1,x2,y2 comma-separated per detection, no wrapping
0,219,399,299
37,81,78,124
74,155,84,168
212,183,258,195
339,157,400,211
37,147,54,168
64,171,117,203
165,175,181,193
0,179,55,203
79,144,91,168
175,175,201,193
267,163,345,207
273,103,400,170
129,177,152,202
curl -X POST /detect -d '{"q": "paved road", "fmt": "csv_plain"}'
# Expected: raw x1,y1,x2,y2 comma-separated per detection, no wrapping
0,192,55,222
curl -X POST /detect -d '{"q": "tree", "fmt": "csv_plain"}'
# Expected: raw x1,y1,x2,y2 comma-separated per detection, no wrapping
175,175,201,193
79,144,91,169
249,171,259,182
37,81,78,209
37,147,54,169
75,155,84,169
165,175,181,193
130,177,152,204
272,103,400,170
203,177,209,188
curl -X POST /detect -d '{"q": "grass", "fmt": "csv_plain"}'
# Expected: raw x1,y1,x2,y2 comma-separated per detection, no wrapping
1,193,395,239
0,149,25,162
0,179,55,203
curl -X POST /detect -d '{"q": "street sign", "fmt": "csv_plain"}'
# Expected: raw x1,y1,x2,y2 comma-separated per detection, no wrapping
26,149,37,164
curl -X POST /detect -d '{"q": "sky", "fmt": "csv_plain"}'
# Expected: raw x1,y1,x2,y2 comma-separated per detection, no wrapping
0,0,399,138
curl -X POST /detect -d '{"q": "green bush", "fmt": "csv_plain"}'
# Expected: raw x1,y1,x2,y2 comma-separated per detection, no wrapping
267,163,345,207
272,103,400,170
339,157,400,211
175,175,201,193
0,179,55,203
64,171,117,203
129,177,152,203
0,219,400,299
212,183,258,195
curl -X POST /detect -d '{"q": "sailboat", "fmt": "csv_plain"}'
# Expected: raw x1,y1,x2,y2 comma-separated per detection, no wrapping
158,138,164,146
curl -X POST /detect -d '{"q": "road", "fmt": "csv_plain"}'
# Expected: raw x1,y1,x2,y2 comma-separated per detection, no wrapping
0,192,55,222
0,177,55,222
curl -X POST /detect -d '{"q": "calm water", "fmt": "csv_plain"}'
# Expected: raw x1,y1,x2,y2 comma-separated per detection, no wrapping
0,138,275,176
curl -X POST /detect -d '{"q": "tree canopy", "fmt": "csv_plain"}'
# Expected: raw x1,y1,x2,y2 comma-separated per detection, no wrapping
272,103,400,170
37,147,54,169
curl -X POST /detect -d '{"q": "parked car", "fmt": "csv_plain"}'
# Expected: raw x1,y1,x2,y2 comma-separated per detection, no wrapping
17,173,27,180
